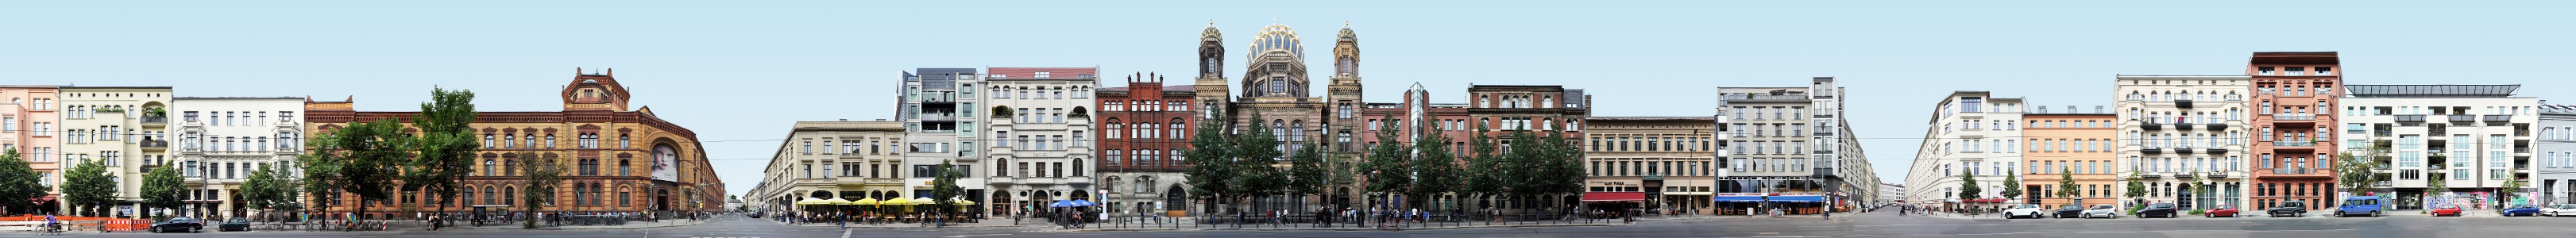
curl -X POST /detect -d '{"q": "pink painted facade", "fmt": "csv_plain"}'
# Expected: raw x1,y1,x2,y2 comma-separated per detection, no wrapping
1,85,63,211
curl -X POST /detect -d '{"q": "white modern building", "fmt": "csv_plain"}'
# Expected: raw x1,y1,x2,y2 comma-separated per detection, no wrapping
980,67,1100,214
56,86,172,218
171,97,304,220
898,67,988,212
2539,104,2576,205
2113,75,2251,211
1902,91,2022,211
2340,85,2538,210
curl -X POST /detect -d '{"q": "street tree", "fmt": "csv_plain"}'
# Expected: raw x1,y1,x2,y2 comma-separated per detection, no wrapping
1231,115,1284,213
516,152,564,228
296,132,346,221
62,159,111,217
1180,113,1234,213
932,160,965,226
0,148,47,215
407,87,481,219
2335,148,2389,197
141,161,183,218
1285,141,1327,212
241,163,295,226
1461,123,1500,216
2056,167,2078,205
326,120,411,225
1538,129,1586,209
1999,171,2022,204
1410,124,1461,213
1362,115,1409,208
1957,170,1982,202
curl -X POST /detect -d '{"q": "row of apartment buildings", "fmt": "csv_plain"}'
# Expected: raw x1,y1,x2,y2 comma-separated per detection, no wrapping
745,22,1883,217
1908,52,2576,213
0,71,728,219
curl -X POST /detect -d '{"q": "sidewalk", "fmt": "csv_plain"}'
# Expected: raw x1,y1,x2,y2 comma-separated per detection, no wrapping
441,219,708,230
771,217,1024,228
1077,220,1629,232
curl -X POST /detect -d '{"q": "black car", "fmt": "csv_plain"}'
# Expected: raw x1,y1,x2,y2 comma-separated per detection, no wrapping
2268,201,2308,217
2138,203,2180,218
2052,205,2086,218
149,217,203,233
218,217,250,232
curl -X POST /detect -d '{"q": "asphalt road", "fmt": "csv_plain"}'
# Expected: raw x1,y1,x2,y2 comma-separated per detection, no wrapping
33,212,2576,237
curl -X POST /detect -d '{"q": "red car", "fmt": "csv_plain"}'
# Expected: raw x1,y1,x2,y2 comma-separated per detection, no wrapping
2431,205,2462,217
2205,205,2239,217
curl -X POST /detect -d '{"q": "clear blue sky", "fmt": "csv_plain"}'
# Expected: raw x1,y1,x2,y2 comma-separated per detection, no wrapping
7,1,2573,197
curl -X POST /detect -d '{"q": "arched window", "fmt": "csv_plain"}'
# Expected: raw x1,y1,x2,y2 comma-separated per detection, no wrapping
995,158,1010,177
1072,159,1085,177
1105,119,1123,139
1170,119,1187,139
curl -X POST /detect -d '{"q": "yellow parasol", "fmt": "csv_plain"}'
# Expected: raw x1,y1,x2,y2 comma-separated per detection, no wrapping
795,198,829,205
854,198,879,205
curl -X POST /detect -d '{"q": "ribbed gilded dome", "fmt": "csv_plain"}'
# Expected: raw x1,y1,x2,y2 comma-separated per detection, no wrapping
1248,23,1303,61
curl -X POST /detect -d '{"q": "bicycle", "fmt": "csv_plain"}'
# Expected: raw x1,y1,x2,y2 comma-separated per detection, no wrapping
40,222,61,236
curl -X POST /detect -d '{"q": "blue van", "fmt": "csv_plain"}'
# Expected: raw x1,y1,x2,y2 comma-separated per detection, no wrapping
2335,196,2385,217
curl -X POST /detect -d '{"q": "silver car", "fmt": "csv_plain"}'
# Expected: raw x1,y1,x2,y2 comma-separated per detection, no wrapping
2080,205,2119,218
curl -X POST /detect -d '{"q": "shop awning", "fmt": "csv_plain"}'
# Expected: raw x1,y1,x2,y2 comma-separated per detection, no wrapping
1713,195,1826,203
1582,192,1646,202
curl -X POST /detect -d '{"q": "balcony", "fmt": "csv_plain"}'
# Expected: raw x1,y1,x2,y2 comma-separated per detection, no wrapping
2273,167,2323,175
2485,115,2512,123
2447,114,2477,125
2206,123,2230,131
140,140,169,150
2141,145,2166,154
918,113,958,121
2273,114,2316,121
2175,99,2195,108
2272,140,2315,148
2207,147,2230,154
2394,115,2426,123
2142,121,2165,131
2172,147,2196,154
2207,172,2230,178
2176,123,2196,130
141,115,169,126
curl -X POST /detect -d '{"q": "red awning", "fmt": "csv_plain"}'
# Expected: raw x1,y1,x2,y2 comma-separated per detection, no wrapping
1582,192,1646,202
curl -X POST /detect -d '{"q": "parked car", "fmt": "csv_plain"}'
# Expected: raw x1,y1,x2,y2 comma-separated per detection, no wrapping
2002,204,2048,219
2503,204,2543,217
2268,201,2308,217
2543,204,2576,217
2053,205,2087,218
2335,196,2385,217
2431,205,2462,217
2080,205,2120,219
218,217,249,232
2138,203,2180,218
149,217,203,233
2206,205,2239,217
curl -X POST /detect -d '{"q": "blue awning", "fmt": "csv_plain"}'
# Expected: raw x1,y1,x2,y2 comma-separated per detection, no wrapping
1713,195,1826,203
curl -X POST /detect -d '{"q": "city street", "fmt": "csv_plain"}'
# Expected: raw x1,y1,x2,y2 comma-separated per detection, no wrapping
31,212,2576,237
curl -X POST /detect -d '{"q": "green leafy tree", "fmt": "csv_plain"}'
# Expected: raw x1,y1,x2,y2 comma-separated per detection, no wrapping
1999,171,2022,203
2056,167,2078,205
932,160,964,226
1231,115,1284,213
1410,124,1461,213
326,120,410,225
1500,130,1542,212
407,87,480,219
141,162,182,218
0,148,46,215
2122,169,2147,199
1956,170,1982,201
1362,115,1410,205
1285,142,1327,212
2336,148,2389,198
2501,178,2524,205
1538,129,1586,207
296,132,346,221
516,152,563,228
2427,173,2447,204
1461,123,1500,215
1181,113,1234,213
62,159,113,217
241,163,295,225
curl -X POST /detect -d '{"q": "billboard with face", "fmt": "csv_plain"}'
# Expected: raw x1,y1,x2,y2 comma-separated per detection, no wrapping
653,144,678,182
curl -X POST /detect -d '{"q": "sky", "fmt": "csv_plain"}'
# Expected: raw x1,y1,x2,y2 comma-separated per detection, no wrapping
6,1,2574,198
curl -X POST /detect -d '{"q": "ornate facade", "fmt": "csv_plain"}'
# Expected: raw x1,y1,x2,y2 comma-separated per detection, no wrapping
304,69,725,219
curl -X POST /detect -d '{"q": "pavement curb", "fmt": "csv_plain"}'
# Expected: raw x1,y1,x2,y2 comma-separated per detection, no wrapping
1069,223,1628,232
